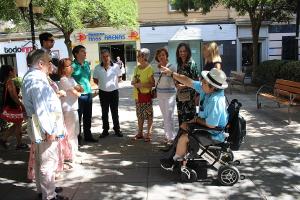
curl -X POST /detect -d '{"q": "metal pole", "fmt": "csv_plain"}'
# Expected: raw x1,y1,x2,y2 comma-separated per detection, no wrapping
29,0,35,49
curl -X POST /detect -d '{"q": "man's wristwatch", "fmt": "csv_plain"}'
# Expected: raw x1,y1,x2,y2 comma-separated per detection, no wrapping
171,72,174,78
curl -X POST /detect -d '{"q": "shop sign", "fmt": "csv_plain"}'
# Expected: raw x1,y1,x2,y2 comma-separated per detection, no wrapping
75,31,139,43
3,46,33,54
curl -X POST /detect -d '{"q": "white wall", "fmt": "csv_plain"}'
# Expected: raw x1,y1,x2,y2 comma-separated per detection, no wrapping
0,39,68,77
140,24,236,43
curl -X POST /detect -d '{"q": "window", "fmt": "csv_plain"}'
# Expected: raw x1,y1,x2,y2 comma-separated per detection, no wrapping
282,36,298,60
0,54,18,75
168,0,199,13
125,44,136,62
168,0,177,12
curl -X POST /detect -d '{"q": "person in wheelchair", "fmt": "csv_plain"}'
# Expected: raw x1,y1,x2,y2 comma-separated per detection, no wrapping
159,67,228,171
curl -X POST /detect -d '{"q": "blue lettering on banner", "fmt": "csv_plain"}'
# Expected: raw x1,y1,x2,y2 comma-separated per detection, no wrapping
87,32,126,42
87,32,105,41
104,34,125,40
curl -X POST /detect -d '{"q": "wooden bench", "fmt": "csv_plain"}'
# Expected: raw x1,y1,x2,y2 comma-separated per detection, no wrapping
256,79,300,124
228,71,246,94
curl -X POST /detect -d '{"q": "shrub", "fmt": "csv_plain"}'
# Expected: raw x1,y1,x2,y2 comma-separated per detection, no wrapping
253,60,300,86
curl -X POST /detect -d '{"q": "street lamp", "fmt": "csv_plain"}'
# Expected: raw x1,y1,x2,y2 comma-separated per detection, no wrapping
16,0,44,49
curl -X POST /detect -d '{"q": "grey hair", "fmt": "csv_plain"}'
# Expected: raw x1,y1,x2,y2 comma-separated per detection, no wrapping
26,49,48,68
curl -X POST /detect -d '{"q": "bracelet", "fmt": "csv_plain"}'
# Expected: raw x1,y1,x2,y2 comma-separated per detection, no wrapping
171,72,174,78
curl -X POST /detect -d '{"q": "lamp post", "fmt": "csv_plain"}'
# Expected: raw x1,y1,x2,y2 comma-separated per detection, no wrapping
16,0,44,49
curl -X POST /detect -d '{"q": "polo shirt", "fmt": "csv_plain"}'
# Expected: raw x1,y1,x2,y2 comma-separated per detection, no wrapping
71,59,92,94
93,62,122,92
192,80,228,142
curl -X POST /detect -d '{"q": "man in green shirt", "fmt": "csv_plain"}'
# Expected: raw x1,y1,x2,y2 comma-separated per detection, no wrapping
71,45,97,143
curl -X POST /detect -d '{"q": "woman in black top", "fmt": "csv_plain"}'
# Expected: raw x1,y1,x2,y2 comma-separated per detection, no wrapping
0,65,28,150
203,42,222,71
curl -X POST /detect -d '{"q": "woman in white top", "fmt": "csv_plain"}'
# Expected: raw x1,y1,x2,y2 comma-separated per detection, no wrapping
58,58,83,162
154,48,177,144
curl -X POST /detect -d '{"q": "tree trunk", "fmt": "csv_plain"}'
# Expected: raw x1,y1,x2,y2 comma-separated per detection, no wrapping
63,31,73,59
251,21,261,80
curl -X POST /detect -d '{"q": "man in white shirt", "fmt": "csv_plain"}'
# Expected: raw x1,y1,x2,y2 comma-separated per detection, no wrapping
22,49,68,200
93,49,123,138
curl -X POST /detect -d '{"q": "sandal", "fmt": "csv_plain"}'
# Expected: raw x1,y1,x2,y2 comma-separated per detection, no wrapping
144,134,152,142
132,133,144,140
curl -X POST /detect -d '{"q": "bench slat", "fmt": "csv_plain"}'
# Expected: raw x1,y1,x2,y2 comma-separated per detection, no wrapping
259,93,291,105
276,79,300,89
275,84,300,95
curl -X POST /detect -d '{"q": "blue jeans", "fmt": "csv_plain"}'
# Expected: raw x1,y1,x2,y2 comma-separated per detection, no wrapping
78,93,93,138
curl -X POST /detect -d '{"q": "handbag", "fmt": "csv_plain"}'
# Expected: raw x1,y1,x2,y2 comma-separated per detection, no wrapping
134,66,153,103
151,72,163,99
177,89,191,102
137,92,153,103
0,106,23,123
0,84,23,123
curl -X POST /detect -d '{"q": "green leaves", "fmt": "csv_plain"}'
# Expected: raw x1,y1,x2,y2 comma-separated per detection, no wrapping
0,0,138,32
170,0,219,16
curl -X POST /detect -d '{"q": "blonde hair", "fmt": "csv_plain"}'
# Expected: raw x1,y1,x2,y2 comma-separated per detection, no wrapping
203,42,221,63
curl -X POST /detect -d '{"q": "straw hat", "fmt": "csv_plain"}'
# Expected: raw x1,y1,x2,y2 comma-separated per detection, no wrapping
201,68,228,89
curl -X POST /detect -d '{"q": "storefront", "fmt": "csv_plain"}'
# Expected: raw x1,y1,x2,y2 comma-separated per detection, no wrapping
71,27,140,80
140,23,237,75
0,39,68,77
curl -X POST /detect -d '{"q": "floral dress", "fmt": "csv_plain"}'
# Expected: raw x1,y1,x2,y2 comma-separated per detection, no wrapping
176,60,199,126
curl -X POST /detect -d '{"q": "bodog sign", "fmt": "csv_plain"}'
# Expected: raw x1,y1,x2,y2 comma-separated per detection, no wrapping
4,46,33,54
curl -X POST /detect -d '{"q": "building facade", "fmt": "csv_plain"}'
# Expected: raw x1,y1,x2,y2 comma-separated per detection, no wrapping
138,0,300,78
0,0,299,79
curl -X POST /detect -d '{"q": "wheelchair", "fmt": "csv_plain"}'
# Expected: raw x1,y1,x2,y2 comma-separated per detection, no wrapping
161,99,246,186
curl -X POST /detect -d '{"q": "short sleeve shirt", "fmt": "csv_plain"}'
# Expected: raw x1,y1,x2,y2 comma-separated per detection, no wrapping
71,59,92,94
93,62,122,92
132,65,154,100
192,81,228,142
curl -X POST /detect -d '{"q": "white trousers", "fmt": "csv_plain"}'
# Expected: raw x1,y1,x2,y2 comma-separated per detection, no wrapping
157,93,177,140
63,110,79,161
34,141,59,200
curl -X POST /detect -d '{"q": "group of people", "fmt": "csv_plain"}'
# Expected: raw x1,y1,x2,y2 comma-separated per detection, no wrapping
0,34,229,199
131,42,226,150
0,31,126,200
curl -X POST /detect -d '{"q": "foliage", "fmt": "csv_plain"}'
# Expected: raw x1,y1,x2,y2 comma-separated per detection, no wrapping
253,60,300,86
170,0,297,73
0,0,138,57
170,0,219,16
13,77,22,88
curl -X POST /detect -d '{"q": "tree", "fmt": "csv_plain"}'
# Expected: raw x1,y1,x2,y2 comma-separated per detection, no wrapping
170,0,296,72
0,0,138,58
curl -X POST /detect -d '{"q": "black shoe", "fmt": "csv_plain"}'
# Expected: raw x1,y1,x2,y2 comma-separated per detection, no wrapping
160,158,175,171
115,130,123,137
99,130,109,138
55,187,63,193
38,187,63,199
50,195,69,200
160,144,173,152
16,143,29,150
84,136,98,142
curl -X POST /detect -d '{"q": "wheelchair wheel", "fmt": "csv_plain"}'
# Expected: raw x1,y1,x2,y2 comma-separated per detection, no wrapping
220,151,234,163
180,167,198,182
217,165,240,186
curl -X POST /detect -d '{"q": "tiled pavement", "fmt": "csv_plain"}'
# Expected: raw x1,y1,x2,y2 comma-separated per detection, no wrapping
0,81,299,200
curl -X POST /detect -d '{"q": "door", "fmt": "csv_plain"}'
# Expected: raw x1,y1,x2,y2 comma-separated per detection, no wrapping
241,42,261,76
